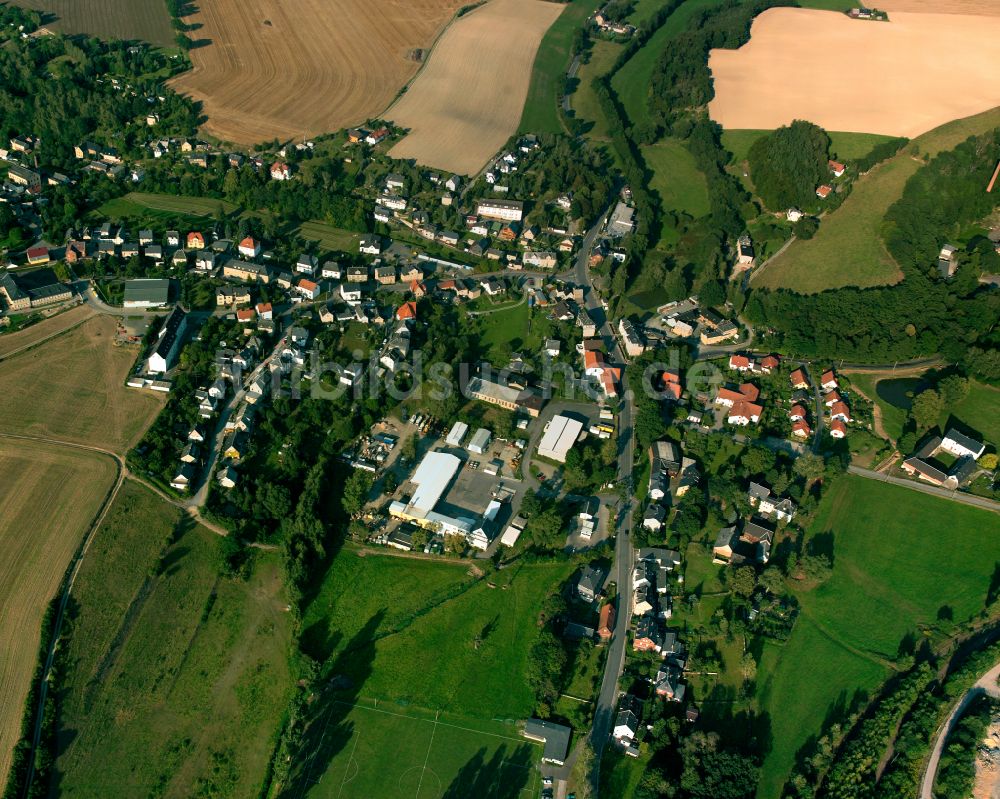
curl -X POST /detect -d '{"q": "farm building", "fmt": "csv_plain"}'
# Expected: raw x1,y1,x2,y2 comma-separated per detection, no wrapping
146,306,188,374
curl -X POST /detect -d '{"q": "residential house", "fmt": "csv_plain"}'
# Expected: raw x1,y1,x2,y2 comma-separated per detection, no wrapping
170,463,195,491
321,261,343,280
790,369,810,390
296,254,318,275
577,566,607,603
619,318,646,357
296,279,321,300
186,231,205,250
598,604,615,640
270,161,292,181
359,236,381,255
374,265,397,285
238,236,261,258
820,370,839,391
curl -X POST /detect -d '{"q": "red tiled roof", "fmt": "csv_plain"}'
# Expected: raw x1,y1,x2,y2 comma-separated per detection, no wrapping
717,387,745,405
789,404,807,419
816,185,833,199
792,419,811,436
739,383,760,402
830,401,851,420
729,355,751,369
298,279,319,291
256,302,272,313
761,355,780,369
830,419,847,435
822,370,837,385
396,301,417,320
661,369,681,384
790,369,808,386
585,350,606,370
664,382,682,400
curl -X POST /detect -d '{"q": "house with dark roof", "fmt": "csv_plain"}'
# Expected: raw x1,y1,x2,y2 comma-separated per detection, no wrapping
577,565,606,603
522,719,571,765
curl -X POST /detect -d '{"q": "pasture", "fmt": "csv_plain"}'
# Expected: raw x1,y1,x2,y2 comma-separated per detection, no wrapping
54,495,296,799
9,0,174,46
168,0,465,145
0,440,116,787
387,0,565,174
290,700,541,799
518,0,592,135
304,549,574,720
640,137,711,218
755,475,999,797
569,39,623,141
0,315,164,453
752,105,1000,292
708,9,1000,137
0,303,93,359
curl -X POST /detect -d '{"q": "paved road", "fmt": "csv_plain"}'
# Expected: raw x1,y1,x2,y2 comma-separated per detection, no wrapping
566,200,637,793
185,328,289,509
919,660,1000,799
848,466,1000,513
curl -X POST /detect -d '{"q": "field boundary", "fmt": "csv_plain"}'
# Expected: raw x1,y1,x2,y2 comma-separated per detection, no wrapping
300,699,540,799
0,305,93,364
381,0,485,118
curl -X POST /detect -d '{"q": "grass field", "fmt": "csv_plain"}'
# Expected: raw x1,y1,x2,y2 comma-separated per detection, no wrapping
296,220,363,253
641,137,711,218
169,0,465,144
388,0,565,174
612,0,723,130
300,545,477,662
9,0,174,46
753,105,1000,293
569,40,623,141
0,304,94,359
476,301,533,361
98,191,238,222
292,700,541,799
947,381,1000,445
755,475,1000,798
307,555,574,719
54,485,296,798
0,315,163,453
518,0,592,135
720,129,899,165
0,440,116,788
293,553,574,797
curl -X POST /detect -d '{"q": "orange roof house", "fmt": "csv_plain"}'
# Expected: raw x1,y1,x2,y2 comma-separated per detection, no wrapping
396,301,417,321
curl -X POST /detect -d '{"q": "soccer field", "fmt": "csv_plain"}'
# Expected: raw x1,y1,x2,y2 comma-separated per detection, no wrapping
294,700,541,799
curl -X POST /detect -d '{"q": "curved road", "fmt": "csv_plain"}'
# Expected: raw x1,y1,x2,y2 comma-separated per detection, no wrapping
919,660,1000,799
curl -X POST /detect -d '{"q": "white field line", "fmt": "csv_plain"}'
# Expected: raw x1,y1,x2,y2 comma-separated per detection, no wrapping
414,711,439,799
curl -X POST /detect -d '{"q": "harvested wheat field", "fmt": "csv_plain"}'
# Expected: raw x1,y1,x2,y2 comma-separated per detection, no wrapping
0,304,94,360
387,0,566,175
0,315,163,453
0,439,117,787
708,8,1000,137
877,0,1000,15
168,0,466,145
9,0,175,46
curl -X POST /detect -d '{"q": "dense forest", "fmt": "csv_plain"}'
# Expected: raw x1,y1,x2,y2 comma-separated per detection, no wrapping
747,121,830,210
746,128,1000,371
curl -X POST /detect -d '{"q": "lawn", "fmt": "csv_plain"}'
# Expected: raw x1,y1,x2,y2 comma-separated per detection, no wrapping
297,220,362,253
641,137,711,218
476,300,532,361
98,191,237,222
755,475,1000,798
289,700,541,799
612,0,723,129
307,556,574,720
518,0,592,135
847,373,920,442
54,486,296,798
947,381,1000,446
570,39,623,141
753,106,1000,293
